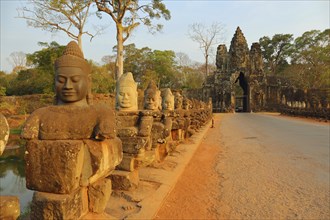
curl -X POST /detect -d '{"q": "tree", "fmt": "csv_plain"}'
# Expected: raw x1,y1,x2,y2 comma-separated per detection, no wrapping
175,52,192,67
285,29,330,89
7,51,27,73
5,41,66,95
26,41,66,73
188,22,226,77
94,0,171,79
6,69,54,95
150,50,178,88
123,43,153,86
259,34,293,75
89,61,116,93
17,0,101,51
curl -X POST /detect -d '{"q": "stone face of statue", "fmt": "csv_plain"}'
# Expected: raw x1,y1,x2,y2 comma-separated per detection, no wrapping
163,97,174,111
144,92,159,110
117,86,137,110
55,66,89,106
116,72,138,111
174,92,183,110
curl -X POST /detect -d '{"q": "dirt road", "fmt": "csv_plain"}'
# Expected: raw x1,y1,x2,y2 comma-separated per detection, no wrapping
155,113,330,219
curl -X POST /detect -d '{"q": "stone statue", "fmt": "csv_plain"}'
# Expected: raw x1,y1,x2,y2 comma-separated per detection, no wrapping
162,88,175,111
144,80,162,111
116,72,138,111
0,114,20,220
183,96,193,110
21,41,122,219
0,113,9,156
173,90,183,110
216,44,228,72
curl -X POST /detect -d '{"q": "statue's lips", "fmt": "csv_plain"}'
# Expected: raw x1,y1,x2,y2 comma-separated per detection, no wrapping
120,101,131,105
62,92,76,96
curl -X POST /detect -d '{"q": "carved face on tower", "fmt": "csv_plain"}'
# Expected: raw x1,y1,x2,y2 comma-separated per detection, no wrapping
54,41,91,106
162,88,174,111
144,81,161,111
116,72,138,111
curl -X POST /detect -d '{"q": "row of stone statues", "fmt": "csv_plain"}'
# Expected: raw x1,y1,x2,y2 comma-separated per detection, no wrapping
17,41,212,219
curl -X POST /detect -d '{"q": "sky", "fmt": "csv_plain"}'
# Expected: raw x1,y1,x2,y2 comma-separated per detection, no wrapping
1,0,329,73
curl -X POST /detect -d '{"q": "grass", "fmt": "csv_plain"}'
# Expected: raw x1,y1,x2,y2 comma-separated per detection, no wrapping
10,129,22,135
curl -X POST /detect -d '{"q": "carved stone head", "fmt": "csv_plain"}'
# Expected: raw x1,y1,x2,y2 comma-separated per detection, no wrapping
54,41,92,106
182,96,192,110
173,90,183,110
116,72,138,111
162,88,174,111
144,81,161,111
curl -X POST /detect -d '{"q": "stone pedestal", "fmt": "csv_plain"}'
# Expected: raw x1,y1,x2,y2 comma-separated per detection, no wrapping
110,170,139,191
30,188,88,220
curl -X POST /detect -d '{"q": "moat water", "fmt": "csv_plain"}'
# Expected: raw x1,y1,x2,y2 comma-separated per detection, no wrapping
0,145,33,212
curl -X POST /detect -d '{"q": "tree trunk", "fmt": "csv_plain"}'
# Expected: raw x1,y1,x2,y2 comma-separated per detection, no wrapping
78,34,83,53
116,25,124,80
205,54,209,79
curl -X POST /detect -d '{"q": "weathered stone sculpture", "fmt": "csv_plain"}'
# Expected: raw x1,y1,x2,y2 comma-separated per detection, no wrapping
113,73,153,190
21,41,122,219
171,90,186,141
0,113,9,155
228,26,250,72
162,88,175,111
116,72,138,111
143,82,172,161
216,44,228,72
0,114,20,220
144,80,162,111
174,90,183,110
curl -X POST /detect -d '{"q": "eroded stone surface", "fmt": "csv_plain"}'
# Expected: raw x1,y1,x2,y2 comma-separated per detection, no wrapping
88,178,112,214
21,105,116,140
30,188,88,220
144,81,162,111
25,140,85,194
21,41,122,219
161,88,174,111
110,170,139,191
0,113,9,156
0,196,20,220
116,72,138,111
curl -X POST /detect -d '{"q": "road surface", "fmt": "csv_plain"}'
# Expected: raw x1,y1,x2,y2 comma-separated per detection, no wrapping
155,113,330,219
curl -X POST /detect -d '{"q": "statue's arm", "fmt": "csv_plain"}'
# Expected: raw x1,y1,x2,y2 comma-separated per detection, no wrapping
21,111,40,140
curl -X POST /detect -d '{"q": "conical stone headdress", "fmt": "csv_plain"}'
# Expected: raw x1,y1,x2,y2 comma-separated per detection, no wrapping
55,41,91,74
117,72,137,89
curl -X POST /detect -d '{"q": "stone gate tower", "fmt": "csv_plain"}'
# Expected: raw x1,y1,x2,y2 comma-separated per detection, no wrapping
203,27,266,112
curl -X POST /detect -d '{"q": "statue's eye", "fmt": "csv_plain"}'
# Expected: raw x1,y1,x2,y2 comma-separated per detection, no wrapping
71,76,81,82
57,76,66,83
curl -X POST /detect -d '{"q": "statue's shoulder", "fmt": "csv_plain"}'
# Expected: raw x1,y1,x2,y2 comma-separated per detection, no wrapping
21,106,50,140
92,104,116,140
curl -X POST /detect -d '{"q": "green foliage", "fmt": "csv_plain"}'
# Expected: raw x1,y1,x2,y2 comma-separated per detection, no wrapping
90,61,116,93
260,29,329,91
26,41,65,73
94,0,171,78
284,29,330,89
259,34,293,75
123,44,180,89
180,66,204,89
3,42,64,96
0,87,6,96
6,69,53,96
